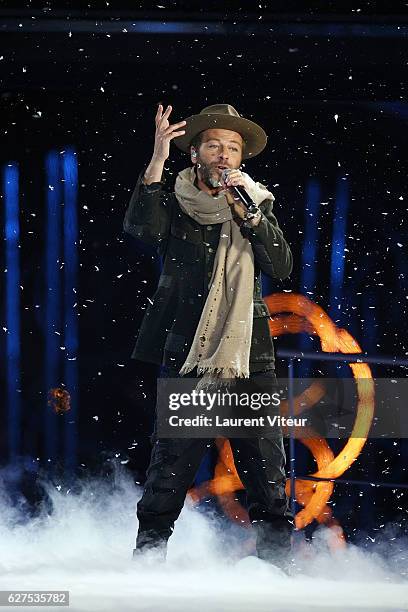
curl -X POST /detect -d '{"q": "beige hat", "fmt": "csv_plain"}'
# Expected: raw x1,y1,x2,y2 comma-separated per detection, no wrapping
173,103,267,159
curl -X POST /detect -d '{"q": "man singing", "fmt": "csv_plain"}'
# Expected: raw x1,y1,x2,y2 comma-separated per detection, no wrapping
123,103,294,569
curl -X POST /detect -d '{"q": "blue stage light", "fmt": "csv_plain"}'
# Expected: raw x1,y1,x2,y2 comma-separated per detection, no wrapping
299,178,321,376
330,177,349,322
3,163,22,461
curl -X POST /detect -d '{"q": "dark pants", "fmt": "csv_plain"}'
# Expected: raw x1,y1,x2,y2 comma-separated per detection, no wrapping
135,368,294,562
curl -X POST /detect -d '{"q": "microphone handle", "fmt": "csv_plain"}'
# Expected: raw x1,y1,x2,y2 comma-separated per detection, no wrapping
229,185,260,215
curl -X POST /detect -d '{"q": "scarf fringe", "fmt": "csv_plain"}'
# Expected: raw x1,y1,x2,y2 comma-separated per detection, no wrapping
179,362,250,379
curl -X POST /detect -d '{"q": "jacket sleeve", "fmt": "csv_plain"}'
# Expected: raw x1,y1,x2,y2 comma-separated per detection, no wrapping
123,166,171,249
242,198,293,280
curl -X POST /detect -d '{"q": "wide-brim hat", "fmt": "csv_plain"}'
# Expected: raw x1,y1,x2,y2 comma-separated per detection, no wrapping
174,103,267,160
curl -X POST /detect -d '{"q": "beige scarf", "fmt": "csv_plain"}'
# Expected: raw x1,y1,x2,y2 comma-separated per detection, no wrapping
174,166,274,384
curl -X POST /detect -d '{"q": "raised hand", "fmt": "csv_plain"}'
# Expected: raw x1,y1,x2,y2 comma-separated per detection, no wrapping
152,104,186,163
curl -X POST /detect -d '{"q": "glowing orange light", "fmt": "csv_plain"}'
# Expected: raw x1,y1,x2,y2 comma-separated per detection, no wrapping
188,293,374,548
47,387,71,415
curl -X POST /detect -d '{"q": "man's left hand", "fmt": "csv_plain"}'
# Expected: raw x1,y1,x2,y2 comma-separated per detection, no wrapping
223,169,261,226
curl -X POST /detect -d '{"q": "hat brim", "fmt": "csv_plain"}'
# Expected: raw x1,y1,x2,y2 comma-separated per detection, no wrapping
173,113,267,160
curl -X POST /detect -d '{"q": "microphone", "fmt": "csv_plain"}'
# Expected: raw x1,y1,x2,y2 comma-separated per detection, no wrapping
220,169,260,215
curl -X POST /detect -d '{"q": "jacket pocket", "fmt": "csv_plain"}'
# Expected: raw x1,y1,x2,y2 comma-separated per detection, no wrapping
167,235,201,265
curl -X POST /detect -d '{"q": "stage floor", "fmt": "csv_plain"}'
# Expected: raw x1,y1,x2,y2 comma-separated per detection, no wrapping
1,562,406,612
0,472,406,612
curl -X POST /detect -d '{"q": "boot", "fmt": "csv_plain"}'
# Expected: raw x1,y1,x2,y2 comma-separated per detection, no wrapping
132,527,170,563
132,544,166,563
252,518,293,573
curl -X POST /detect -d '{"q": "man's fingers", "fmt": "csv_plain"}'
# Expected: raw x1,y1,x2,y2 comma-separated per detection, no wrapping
155,104,172,126
224,169,245,186
163,120,186,134
155,104,163,125
169,130,186,139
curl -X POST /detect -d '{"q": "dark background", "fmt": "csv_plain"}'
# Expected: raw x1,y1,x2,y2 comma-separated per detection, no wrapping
0,1,407,543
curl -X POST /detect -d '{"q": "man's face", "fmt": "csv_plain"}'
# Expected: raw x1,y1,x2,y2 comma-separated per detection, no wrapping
191,128,244,189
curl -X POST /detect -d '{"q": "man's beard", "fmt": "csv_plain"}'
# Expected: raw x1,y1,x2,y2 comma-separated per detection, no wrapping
196,159,221,189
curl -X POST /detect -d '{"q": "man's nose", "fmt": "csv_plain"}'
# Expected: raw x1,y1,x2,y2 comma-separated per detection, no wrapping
219,148,229,160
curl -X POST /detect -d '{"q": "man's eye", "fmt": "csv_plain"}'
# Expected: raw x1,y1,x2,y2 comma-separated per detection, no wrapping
208,144,217,148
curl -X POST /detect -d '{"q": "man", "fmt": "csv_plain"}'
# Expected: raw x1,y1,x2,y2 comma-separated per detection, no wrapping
123,103,294,568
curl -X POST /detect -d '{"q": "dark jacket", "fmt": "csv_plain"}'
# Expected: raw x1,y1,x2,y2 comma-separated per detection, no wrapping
123,167,293,372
